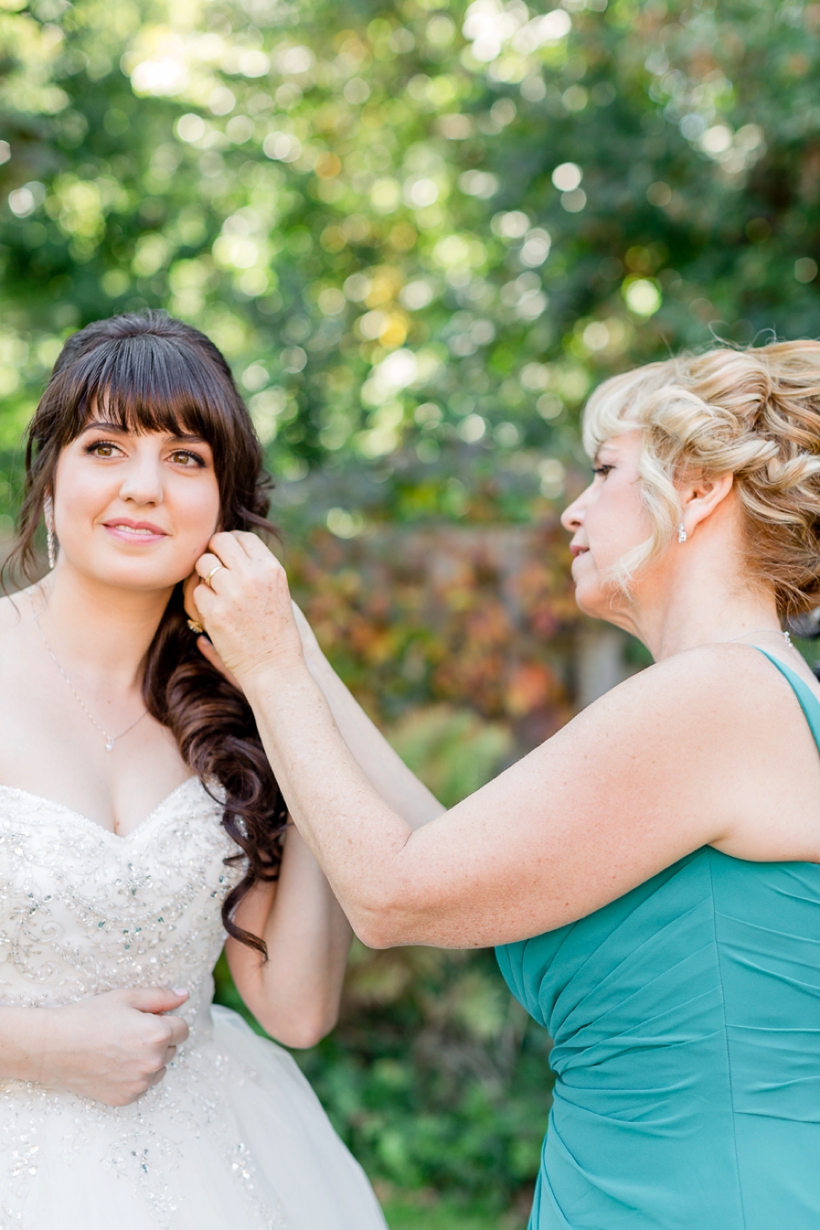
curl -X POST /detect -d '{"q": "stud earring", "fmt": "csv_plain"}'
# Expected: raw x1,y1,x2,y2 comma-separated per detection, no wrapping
677,522,687,544
44,494,56,569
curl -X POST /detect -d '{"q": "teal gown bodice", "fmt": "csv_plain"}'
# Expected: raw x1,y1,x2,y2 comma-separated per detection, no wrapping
496,651,820,1229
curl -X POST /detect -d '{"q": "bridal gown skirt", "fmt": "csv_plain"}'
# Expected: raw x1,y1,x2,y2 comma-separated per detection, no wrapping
2,1004,386,1229
0,777,387,1229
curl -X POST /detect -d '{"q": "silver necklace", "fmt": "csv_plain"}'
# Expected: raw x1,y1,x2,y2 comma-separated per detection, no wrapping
724,628,793,647
28,592,148,752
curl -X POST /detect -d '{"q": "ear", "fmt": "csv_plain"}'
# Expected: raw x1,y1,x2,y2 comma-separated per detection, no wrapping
679,471,734,535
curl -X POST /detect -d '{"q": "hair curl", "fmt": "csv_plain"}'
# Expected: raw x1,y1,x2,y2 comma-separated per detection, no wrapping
5,311,287,956
582,341,820,616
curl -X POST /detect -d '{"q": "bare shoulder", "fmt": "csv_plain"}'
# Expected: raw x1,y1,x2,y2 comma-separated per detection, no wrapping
0,591,36,681
567,641,799,745
0,591,28,638
535,640,814,823
551,640,820,863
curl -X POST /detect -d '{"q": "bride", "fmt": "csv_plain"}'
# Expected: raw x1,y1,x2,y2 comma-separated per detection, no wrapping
0,310,439,1228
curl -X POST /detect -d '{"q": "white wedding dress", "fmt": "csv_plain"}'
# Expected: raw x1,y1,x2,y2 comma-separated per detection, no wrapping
0,776,388,1229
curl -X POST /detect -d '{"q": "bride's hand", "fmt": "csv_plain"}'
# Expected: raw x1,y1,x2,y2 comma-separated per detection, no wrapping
36,986,190,1106
190,532,305,687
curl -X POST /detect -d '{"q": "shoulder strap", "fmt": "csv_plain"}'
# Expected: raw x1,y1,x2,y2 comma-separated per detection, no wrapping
755,647,820,754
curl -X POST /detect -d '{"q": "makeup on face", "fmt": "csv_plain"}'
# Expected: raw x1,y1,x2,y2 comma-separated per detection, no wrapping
51,424,221,589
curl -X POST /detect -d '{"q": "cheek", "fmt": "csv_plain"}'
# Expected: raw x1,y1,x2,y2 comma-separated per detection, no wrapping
169,478,221,544
52,459,112,531
589,483,648,557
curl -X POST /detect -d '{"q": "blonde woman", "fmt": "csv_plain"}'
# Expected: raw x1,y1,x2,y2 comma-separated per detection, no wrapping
193,341,820,1229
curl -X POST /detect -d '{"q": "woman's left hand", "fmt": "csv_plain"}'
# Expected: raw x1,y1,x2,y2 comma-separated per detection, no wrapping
190,531,305,687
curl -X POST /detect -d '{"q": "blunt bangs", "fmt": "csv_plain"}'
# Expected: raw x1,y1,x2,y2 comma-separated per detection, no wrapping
48,330,240,460
16,312,271,561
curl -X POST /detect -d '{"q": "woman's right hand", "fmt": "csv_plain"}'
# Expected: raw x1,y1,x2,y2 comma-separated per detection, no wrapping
34,986,190,1106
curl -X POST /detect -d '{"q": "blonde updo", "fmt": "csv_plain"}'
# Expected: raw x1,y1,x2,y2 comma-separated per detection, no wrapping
582,341,820,616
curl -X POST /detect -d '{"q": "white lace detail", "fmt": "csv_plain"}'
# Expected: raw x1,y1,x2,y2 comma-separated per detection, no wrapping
0,778,287,1229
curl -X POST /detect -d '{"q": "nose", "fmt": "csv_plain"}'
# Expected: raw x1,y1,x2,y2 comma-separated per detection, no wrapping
560,486,590,534
118,449,164,507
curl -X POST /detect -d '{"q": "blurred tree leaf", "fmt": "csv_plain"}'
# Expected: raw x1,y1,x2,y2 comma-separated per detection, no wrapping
3,0,820,534
387,704,513,807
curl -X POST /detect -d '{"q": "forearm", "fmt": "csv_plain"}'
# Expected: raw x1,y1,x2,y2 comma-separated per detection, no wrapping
244,663,416,947
304,648,444,830
0,1005,49,1083
228,825,354,1045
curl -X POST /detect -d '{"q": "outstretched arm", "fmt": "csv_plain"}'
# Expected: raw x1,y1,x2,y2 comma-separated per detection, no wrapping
198,606,440,1046
194,600,443,832
192,532,774,951
291,603,444,831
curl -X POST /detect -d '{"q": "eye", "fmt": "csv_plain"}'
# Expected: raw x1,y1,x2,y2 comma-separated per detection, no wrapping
169,448,206,468
592,464,613,478
85,439,123,458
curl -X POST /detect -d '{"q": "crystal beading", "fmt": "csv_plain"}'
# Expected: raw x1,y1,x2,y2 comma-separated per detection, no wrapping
0,777,288,1229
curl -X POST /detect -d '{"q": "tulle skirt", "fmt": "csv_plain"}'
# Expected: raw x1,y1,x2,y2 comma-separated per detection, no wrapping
0,1005,387,1230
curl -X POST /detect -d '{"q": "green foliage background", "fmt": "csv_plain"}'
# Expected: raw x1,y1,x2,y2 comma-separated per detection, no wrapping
4,0,820,1223
4,0,820,535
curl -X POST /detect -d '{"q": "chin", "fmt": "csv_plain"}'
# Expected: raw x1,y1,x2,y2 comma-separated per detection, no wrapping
82,555,191,592
573,585,604,618
573,573,618,621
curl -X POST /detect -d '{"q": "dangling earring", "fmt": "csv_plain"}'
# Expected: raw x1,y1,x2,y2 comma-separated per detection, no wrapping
677,522,687,544
44,494,56,569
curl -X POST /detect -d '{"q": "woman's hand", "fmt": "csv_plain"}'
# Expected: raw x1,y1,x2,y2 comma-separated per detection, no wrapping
190,532,305,687
33,986,189,1107
185,562,321,691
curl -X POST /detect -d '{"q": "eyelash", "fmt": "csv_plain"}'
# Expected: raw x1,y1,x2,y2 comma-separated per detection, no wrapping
593,464,613,477
170,449,206,468
84,440,206,468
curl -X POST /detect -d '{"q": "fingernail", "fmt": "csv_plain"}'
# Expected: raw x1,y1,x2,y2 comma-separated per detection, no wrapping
173,987,189,996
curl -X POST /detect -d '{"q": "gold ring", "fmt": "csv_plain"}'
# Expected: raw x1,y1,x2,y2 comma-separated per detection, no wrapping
187,618,204,635
205,565,223,587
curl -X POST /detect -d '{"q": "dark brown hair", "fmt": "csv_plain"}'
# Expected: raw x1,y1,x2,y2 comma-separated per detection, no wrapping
7,310,286,955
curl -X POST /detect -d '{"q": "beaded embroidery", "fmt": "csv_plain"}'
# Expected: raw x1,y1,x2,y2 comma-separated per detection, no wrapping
0,778,286,1229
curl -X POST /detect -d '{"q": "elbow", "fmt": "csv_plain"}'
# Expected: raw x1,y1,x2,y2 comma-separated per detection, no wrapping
278,1018,336,1050
346,865,422,949
350,896,410,950
257,1004,340,1050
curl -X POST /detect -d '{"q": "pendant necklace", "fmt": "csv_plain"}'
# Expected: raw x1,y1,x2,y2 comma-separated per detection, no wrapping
28,591,148,752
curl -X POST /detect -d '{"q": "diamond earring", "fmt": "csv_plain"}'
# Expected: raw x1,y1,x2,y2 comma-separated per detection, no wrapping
44,493,56,569
677,522,687,544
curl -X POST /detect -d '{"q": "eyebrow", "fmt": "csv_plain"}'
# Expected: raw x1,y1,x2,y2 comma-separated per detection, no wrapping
79,421,206,444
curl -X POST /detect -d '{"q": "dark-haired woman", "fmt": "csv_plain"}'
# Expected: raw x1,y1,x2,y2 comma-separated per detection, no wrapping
0,311,438,1227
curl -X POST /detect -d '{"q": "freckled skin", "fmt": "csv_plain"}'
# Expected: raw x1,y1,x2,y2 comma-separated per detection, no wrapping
190,428,820,952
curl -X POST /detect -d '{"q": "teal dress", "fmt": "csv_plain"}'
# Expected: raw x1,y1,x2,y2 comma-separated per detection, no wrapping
496,651,820,1229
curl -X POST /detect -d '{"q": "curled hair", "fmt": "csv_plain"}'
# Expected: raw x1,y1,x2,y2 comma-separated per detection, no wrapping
6,311,287,956
582,341,820,616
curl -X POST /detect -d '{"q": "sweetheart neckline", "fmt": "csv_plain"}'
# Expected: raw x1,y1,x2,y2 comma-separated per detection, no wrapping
0,776,206,842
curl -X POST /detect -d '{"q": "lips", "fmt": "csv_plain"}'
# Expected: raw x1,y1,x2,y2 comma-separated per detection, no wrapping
102,518,168,545
570,544,589,559
104,518,167,535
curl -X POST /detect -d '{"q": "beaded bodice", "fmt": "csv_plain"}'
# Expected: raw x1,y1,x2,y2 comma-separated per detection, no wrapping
0,776,285,1227
0,776,243,1037
0,774,387,1230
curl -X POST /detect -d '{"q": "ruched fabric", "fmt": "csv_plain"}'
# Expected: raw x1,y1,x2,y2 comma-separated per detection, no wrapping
496,650,820,1229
